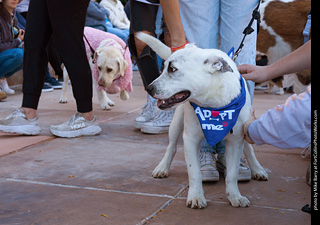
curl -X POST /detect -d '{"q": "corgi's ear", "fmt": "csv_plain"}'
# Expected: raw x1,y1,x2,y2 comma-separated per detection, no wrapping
204,56,233,74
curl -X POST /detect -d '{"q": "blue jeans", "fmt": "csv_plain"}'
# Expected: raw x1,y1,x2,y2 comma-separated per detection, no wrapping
179,0,259,153
179,0,258,101
0,48,24,79
105,20,129,42
201,139,226,157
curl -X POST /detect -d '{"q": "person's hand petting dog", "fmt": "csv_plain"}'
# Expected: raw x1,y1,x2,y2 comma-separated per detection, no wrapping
238,40,311,83
237,64,271,84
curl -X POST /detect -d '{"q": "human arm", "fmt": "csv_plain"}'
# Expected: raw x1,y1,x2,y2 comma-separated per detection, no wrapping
0,26,23,52
159,0,187,48
237,40,311,83
87,1,110,20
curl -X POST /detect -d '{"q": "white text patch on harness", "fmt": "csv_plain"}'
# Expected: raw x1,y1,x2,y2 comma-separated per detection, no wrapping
190,76,246,147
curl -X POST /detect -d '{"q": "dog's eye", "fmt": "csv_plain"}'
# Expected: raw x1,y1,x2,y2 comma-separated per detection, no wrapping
98,66,102,71
168,64,178,73
106,68,113,73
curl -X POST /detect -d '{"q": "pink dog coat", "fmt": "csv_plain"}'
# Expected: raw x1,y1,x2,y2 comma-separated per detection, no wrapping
83,26,132,95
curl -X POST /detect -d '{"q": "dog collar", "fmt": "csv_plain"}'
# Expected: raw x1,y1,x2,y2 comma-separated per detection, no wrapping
190,76,246,147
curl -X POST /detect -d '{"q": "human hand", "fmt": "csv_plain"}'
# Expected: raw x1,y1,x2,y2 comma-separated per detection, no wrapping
237,64,271,83
18,29,25,42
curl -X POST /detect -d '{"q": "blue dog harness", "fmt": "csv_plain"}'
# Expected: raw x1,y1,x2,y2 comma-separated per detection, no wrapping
190,76,246,147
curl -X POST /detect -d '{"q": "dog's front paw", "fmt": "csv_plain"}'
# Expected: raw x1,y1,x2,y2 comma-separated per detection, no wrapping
152,163,169,178
252,168,269,181
100,100,115,110
100,103,112,110
276,88,284,95
228,195,250,207
59,98,68,103
186,190,207,209
106,98,115,106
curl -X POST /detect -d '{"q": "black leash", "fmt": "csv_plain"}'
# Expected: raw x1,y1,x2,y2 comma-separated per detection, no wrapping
232,0,262,61
301,204,311,214
83,34,96,64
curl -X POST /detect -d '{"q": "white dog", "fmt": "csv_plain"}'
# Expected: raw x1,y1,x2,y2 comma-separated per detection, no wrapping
60,27,132,110
136,32,268,208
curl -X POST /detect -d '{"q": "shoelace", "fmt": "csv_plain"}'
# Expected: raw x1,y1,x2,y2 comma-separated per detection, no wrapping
67,113,84,126
6,107,26,119
142,96,157,110
141,100,156,116
200,152,218,167
151,110,175,125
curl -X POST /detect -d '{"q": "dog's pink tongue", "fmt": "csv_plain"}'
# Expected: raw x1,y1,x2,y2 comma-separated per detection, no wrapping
157,99,164,107
175,93,185,100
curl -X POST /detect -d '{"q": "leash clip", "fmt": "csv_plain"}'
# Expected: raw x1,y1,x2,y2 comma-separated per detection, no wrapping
232,44,243,61
90,54,97,64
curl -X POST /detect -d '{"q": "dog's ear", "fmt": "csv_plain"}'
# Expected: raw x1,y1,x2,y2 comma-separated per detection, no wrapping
117,58,128,76
120,90,129,100
204,56,233,74
93,49,103,62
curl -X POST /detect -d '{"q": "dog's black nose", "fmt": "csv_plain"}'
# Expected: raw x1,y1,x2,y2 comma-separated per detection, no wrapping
146,84,156,97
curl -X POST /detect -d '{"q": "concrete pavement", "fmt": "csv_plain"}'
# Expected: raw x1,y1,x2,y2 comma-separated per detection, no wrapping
0,71,311,225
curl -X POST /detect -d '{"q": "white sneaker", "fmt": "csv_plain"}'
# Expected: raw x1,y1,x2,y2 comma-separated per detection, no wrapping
0,108,41,135
134,95,158,129
50,112,101,138
216,154,251,181
141,108,175,134
0,79,15,95
200,152,219,182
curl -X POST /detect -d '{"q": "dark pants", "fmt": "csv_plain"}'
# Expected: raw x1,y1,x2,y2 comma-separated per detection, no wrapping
47,37,63,79
22,0,92,113
128,0,160,89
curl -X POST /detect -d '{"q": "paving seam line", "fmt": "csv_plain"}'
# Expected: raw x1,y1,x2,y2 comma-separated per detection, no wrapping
136,185,189,225
0,107,141,157
0,136,55,158
98,108,142,124
0,178,299,219
0,178,175,199
174,198,299,212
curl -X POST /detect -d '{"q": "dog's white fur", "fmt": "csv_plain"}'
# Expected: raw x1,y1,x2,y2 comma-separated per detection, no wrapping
136,32,268,208
59,39,128,110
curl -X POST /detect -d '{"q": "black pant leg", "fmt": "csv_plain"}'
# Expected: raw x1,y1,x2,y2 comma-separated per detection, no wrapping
128,0,160,89
47,38,63,78
22,0,52,110
47,0,92,113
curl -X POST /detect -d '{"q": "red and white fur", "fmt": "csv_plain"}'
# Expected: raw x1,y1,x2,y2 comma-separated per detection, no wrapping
257,0,311,94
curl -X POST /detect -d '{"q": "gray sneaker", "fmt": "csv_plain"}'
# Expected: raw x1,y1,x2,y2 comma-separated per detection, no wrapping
50,112,101,138
141,109,175,134
134,95,158,129
0,108,41,135
200,152,219,182
216,154,251,181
